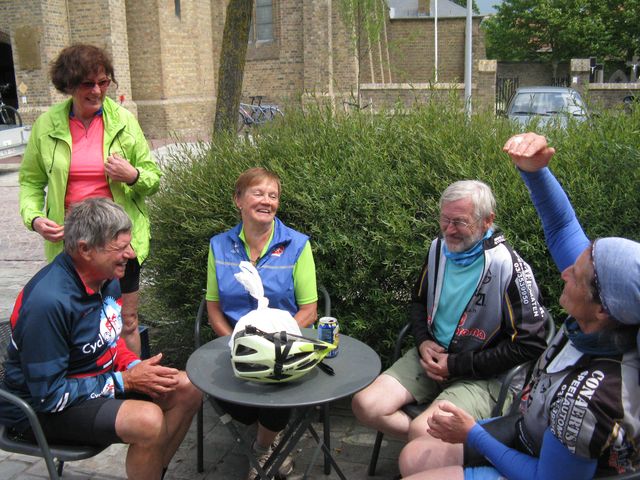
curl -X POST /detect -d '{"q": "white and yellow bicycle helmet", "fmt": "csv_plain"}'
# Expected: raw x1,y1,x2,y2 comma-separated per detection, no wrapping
231,326,336,383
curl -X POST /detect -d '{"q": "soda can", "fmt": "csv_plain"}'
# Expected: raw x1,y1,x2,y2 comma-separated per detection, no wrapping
318,316,339,358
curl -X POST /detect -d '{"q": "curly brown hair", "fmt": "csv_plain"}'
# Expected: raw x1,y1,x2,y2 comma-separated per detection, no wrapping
50,44,118,94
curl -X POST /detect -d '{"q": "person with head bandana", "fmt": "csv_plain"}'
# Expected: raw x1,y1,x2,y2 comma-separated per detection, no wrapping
398,132,640,480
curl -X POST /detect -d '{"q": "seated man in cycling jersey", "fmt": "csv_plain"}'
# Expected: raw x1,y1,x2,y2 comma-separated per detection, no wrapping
0,198,201,480
352,180,548,442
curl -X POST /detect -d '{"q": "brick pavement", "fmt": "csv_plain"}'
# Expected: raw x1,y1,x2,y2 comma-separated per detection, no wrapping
0,167,47,321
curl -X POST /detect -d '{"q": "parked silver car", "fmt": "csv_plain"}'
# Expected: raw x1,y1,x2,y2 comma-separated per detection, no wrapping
506,87,588,127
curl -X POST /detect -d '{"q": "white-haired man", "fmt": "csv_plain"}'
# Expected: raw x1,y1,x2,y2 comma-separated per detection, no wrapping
352,180,548,441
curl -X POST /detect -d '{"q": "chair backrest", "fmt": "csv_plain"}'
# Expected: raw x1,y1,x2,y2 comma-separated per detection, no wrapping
494,313,557,417
0,321,12,384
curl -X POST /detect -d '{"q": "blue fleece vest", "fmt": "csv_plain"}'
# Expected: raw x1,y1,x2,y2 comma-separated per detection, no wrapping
210,217,309,326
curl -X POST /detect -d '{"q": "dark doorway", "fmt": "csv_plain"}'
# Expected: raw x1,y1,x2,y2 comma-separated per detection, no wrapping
0,41,18,109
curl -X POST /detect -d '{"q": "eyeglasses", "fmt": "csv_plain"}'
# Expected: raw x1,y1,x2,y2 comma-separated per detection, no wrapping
439,215,479,230
79,78,111,90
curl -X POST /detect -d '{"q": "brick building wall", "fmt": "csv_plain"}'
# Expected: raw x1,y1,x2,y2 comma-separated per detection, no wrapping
0,0,214,139
2,0,565,138
239,0,305,104
360,16,485,84
127,0,216,138
230,0,358,108
0,0,69,124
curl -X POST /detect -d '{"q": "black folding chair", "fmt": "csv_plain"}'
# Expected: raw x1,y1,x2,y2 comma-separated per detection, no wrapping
0,320,108,479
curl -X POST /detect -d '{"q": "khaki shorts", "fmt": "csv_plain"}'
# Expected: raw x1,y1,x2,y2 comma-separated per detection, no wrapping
384,347,507,419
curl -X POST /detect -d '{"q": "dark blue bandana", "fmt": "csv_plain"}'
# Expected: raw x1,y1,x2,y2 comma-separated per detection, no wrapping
564,317,636,356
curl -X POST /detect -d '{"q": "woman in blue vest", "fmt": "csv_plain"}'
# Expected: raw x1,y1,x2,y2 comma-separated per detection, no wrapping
206,167,318,479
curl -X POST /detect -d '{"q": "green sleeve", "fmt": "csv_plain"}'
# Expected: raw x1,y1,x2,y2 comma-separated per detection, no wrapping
123,115,161,197
293,241,318,305
206,247,220,301
19,124,48,230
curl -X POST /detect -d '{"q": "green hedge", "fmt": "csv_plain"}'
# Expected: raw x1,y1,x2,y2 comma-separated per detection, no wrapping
143,101,640,367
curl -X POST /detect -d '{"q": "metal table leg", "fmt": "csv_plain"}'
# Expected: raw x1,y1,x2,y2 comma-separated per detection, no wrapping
207,398,346,480
323,403,331,474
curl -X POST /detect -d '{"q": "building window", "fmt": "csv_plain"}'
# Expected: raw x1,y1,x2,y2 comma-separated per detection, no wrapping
250,0,273,42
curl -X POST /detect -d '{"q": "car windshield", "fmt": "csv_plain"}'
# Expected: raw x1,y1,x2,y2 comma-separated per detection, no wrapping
509,92,585,116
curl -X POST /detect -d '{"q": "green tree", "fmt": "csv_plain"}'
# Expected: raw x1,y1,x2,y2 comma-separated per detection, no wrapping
483,0,640,62
213,0,252,134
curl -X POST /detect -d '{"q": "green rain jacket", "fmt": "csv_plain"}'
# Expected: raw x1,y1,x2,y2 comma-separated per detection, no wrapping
19,96,161,263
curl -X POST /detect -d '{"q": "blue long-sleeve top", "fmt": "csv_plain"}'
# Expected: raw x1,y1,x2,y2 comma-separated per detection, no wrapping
462,167,598,480
466,425,597,480
519,167,590,271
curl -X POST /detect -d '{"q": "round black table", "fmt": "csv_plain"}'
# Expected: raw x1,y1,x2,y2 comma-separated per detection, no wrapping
186,328,380,479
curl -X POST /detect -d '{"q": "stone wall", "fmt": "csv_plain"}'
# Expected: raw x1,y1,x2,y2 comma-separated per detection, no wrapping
360,82,464,109
498,58,640,110
497,61,571,86
582,83,640,109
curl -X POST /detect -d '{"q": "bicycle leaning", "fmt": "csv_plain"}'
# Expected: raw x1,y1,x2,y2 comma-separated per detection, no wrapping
238,95,284,133
0,84,22,127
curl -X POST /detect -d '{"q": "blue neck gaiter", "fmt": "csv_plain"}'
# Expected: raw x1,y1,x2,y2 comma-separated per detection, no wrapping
443,228,493,267
564,317,635,356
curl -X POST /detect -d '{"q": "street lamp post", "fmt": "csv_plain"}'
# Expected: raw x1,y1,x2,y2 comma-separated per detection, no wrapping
464,0,472,116
434,0,438,83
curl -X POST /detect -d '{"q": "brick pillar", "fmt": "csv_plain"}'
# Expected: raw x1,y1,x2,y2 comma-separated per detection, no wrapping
0,0,70,124
126,0,216,138
570,58,590,94
475,59,497,114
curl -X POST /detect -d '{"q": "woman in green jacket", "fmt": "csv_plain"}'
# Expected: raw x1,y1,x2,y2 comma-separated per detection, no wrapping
18,44,161,355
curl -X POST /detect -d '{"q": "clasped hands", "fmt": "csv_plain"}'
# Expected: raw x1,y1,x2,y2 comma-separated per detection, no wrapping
122,353,180,399
419,340,449,382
